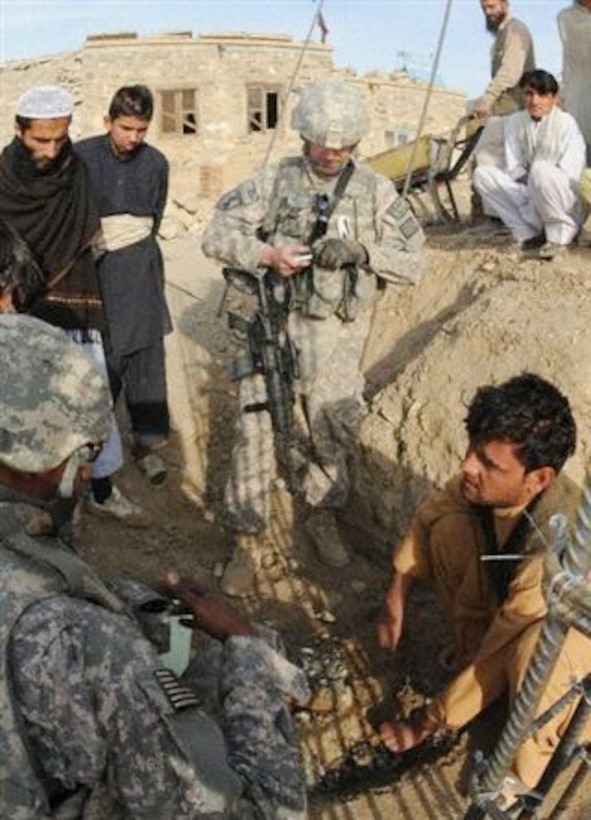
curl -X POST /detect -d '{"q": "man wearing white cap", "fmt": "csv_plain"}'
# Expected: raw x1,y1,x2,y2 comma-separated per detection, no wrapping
0,84,144,523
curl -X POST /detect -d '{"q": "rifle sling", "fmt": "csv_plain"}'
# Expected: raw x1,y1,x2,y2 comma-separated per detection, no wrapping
322,159,356,231
300,160,357,309
244,402,269,414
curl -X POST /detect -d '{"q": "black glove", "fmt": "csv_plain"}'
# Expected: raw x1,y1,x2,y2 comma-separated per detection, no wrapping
313,238,368,270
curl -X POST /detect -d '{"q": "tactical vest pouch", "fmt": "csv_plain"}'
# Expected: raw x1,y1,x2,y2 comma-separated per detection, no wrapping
306,266,379,320
137,671,243,812
306,267,348,318
341,268,379,321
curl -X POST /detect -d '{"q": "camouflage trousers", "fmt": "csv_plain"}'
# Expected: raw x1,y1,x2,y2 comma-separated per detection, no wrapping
224,310,371,533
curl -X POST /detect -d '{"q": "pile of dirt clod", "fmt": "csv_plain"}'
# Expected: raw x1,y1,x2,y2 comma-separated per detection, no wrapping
77,223,591,818
352,226,591,559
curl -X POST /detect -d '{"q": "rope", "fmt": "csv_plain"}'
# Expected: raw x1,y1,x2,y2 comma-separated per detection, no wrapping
402,0,454,200
261,0,326,169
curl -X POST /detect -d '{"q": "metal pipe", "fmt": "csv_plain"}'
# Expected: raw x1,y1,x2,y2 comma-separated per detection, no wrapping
402,0,454,200
261,0,325,169
480,616,569,789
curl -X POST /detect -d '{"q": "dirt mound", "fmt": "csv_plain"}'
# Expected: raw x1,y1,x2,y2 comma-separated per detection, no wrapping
354,227,591,557
77,222,591,818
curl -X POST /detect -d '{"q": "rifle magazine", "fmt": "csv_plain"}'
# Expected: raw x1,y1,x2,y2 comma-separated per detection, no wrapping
228,353,258,381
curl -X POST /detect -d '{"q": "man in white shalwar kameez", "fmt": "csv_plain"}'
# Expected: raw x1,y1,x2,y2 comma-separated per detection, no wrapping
473,70,586,259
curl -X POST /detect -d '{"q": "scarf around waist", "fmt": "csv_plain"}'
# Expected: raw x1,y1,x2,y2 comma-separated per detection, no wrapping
98,213,154,253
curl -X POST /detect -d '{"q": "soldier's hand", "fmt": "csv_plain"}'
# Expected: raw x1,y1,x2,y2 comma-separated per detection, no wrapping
259,243,312,277
162,570,255,641
313,238,368,270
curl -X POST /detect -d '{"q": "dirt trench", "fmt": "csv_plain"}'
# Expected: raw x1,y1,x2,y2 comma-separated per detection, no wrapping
77,218,591,819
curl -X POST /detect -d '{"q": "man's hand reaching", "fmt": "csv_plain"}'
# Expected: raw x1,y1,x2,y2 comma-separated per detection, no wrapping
162,570,255,641
376,599,405,651
376,571,412,651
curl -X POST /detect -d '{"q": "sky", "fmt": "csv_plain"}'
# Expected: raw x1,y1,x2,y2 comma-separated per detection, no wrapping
0,1,570,98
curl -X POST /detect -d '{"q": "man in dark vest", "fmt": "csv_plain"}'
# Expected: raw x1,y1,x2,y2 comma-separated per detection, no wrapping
469,1,536,221
474,0,535,118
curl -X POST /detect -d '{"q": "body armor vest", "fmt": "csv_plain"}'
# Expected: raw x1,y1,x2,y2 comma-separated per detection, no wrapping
0,532,124,819
264,158,381,320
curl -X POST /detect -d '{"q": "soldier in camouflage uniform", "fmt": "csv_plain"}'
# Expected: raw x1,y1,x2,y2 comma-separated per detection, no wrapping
202,79,425,595
0,312,309,817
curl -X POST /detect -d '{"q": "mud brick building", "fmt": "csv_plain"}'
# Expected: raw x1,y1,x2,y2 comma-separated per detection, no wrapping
0,30,465,231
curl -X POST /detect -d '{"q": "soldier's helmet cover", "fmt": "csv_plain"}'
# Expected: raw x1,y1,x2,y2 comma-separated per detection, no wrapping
0,314,111,473
291,80,368,150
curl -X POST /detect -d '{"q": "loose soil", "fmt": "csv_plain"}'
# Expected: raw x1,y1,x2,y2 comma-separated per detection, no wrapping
77,197,591,819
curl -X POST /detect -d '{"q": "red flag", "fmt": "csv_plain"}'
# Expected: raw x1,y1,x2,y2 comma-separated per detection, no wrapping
317,11,329,44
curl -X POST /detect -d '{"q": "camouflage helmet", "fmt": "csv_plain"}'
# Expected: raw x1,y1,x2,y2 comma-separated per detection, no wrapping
0,314,111,473
291,80,368,149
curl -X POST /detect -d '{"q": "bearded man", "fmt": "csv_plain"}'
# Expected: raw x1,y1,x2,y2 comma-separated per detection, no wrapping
0,84,143,522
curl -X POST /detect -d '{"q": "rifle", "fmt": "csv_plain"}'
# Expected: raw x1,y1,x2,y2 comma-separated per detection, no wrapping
222,267,299,491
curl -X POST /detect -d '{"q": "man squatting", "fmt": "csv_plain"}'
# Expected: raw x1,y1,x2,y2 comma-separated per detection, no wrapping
377,373,591,808
473,69,587,260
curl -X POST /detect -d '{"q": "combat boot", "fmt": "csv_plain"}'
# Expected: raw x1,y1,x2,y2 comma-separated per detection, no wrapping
305,508,350,567
219,534,262,598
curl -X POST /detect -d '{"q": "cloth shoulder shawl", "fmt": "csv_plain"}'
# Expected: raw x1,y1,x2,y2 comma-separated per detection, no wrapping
0,138,102,331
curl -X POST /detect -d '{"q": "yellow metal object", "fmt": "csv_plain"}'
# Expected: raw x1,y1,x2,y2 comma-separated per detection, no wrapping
364,116,479,223
366,135,435,181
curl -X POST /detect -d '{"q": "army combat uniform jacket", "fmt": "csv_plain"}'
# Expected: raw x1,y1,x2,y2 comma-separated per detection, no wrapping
393,474,591,788
202,155,424,299
202,156,425,529
0,501,309,818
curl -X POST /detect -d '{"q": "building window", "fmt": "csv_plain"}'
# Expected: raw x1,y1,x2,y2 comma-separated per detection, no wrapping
160,89,198,135
385,125,416,149
247,86,281,132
